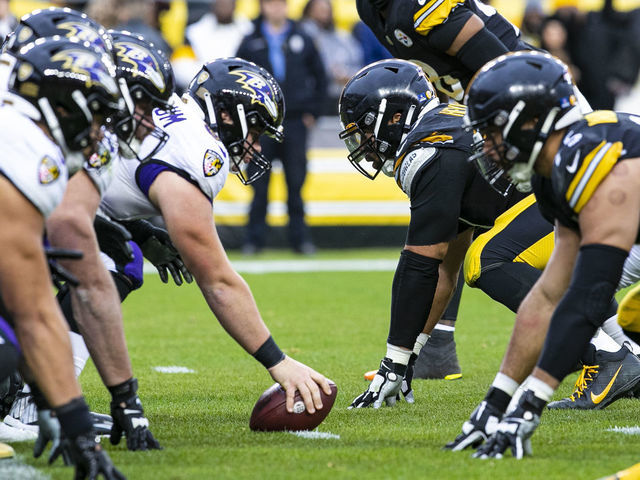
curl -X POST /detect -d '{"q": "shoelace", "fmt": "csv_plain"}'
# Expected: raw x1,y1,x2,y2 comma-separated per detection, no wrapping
569,364,599,401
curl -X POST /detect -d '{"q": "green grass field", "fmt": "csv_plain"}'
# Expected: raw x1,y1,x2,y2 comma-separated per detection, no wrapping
8,249,640,479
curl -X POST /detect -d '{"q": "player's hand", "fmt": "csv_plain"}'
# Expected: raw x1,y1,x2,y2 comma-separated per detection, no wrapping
139,226,192,286
444,400,502,451
268,356,332,414
94,215,134,266
472,390,543,459
109,378,161,451
34,409,72,465
67,432,127,480
349,357,407,409
397,353,417,404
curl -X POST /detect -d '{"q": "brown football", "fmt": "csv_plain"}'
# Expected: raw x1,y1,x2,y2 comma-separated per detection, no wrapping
249,381,337,431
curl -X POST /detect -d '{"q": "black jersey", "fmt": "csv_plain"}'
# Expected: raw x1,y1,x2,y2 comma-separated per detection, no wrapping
533,111,640,241
357,0,528,101
397,103,526,245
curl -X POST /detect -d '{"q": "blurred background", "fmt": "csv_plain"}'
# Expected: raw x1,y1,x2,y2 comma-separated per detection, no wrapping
5,0,640,250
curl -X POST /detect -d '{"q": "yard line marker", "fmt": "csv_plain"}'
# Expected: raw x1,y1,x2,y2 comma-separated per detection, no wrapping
288,431,340,440
144,259,397,275
153,366,196,374
606,426,640,435
0,457,50,480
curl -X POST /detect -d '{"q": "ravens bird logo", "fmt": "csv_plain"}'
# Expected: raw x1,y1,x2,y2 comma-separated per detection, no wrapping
229,70,278,121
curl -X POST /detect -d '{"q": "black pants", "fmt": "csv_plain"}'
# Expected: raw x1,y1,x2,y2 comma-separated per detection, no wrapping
246,116,310,249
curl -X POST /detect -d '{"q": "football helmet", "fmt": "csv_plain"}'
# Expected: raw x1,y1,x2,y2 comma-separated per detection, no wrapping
3,7,113,57
338,59,439,179
109,30,175,161
464,51,583,194
188,57,285,185
0,36,126,173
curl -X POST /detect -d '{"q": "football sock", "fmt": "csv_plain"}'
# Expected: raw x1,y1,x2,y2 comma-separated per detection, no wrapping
601,316,640,354
69,331,90,378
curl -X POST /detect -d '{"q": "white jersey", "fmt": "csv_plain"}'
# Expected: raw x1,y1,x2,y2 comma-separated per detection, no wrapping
100,94,229,221
0,104,67,217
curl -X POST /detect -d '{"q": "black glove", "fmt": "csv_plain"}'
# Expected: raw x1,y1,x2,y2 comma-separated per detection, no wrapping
34,409,73,466
67,432,127,480
123,219,192,286
472,390,545,459
444,400,503,451
45,246,83,289
93,215,134,266
349,357,407,409
109,378,161,451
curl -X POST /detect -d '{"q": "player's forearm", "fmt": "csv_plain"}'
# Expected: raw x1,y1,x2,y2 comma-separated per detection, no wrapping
48,208,133,385
198,273,271,354
423,267,458,334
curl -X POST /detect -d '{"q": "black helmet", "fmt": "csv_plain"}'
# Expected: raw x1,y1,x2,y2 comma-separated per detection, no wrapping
109,30,175,161
1,36,126,172
338,59,439,179
464,51,583,194
188,57,285,185
3,7,113,57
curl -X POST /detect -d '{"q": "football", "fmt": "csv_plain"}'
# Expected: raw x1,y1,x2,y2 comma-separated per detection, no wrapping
249,381,338,431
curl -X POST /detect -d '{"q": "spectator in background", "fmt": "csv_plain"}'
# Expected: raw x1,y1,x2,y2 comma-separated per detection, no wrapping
352,21,391,65
520,2,545,48
0,0,16,43
85,0,119,28
115,0,171,57
173,0,253,91
237,0,327,255
300,0,363,115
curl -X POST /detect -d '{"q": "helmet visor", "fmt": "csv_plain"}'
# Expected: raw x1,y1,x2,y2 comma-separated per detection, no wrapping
339,122,386,180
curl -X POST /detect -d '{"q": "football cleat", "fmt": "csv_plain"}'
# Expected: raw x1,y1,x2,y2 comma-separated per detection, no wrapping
597,462,640,480
618,283,640,333
547,344,640,410
364,370,377,381
413,329,462,380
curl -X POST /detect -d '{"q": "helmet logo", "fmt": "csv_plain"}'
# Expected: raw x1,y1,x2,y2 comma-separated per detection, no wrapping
115,41,166,92
57,21,106,52
394,29,413,47
50,48,119,94
38,155,61,184
203,149,224,177
229,69,278,120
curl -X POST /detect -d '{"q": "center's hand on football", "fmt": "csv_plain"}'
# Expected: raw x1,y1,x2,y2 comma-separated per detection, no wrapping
268,356,332,414
349,357,407,409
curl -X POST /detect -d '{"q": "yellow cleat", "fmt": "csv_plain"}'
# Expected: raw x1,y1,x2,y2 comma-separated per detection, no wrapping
597,462,640,480
618,283,640,333
0,442,15,459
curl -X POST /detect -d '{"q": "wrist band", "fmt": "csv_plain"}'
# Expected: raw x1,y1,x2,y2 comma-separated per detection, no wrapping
253,335,285,369
54,396,93,439
108,377,138,403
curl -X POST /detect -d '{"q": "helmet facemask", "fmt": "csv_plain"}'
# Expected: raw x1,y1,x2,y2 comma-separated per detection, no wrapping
467,100,561,195
339,98,416,179
210,92,284,185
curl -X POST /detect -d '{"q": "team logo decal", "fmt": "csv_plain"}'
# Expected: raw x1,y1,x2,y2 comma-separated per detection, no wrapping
229,70,278,120
114,41,165,92
203,149,224,177
87,145,112,169
50,48,119,94
38,156,61,184
394,29,413,47
57,21,107,52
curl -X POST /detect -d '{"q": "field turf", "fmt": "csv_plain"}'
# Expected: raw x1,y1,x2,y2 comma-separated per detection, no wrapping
10,249,640,479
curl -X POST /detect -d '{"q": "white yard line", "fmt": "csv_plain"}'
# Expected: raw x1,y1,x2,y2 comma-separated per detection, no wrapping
607,426,640,435
144,259,397,275
288,430,340,440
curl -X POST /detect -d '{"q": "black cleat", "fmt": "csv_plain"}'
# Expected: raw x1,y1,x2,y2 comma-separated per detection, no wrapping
413,329,462,380
548,344,640,410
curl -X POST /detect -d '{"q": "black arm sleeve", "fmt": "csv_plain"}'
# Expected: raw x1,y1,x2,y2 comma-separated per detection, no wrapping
387,250,441,349
454,28,509,73
537,244,628,382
